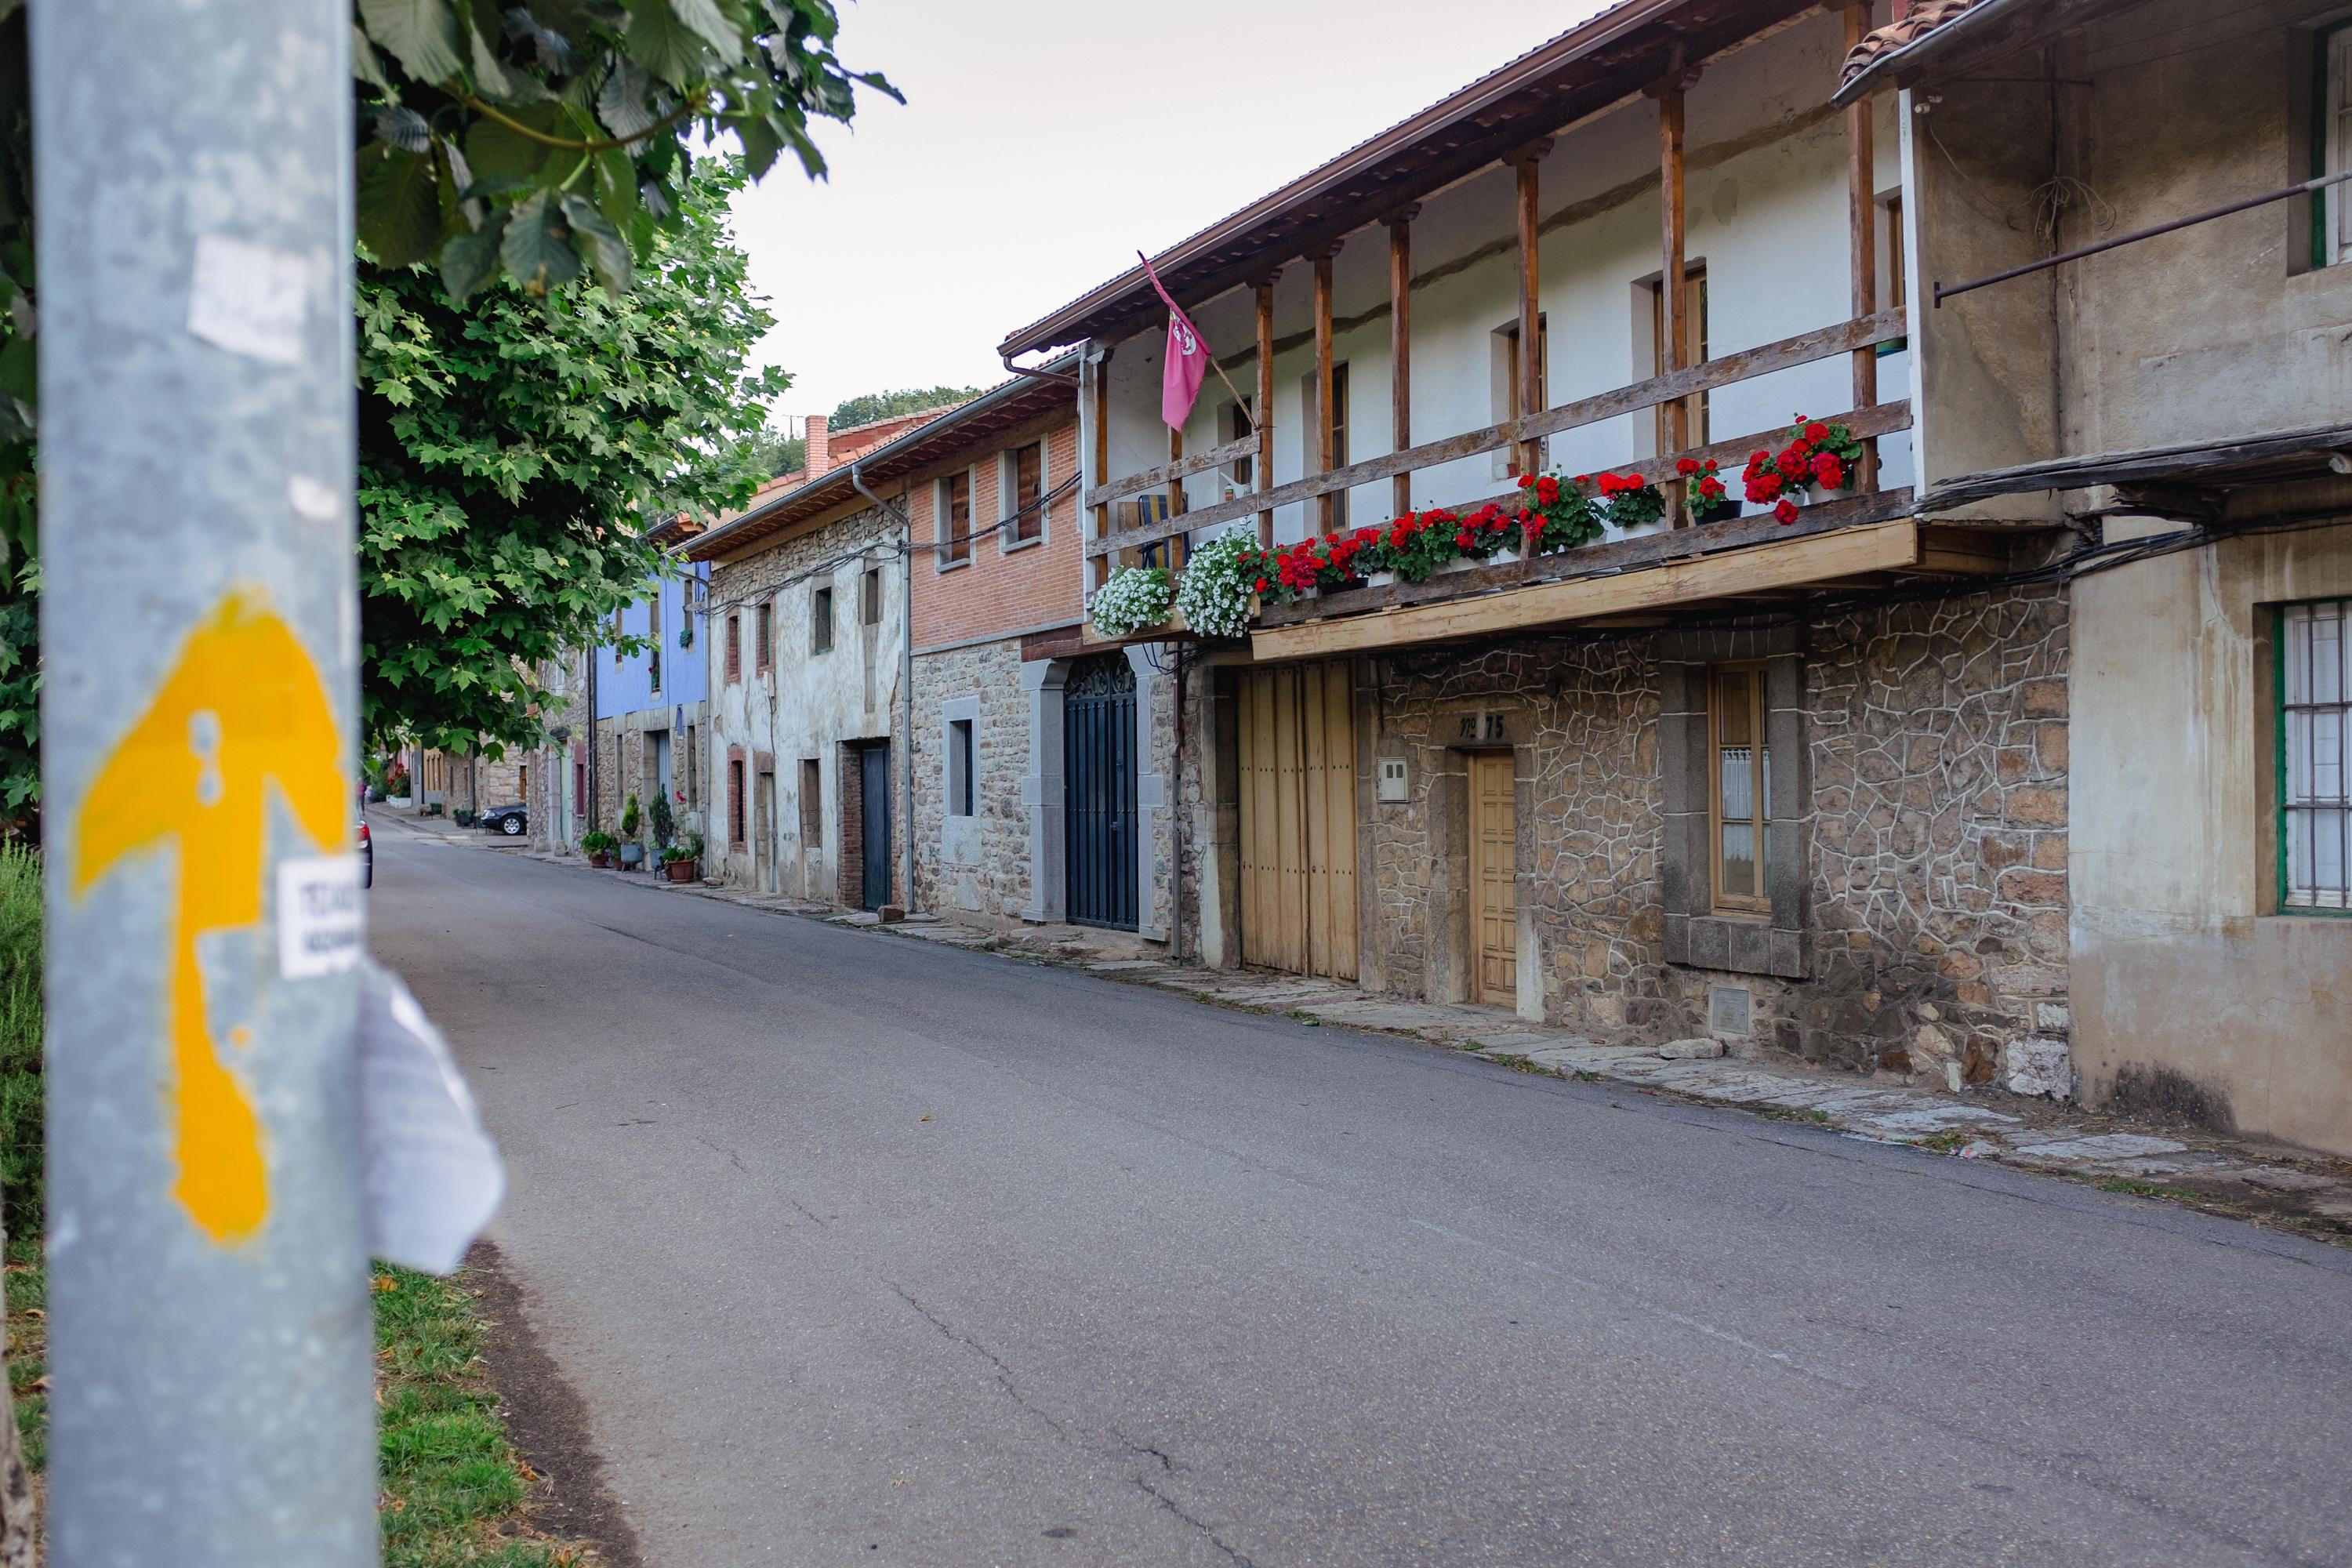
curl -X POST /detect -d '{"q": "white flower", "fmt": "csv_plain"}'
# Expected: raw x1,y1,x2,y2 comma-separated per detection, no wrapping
1174,528,1258,640
1089,564,1174,638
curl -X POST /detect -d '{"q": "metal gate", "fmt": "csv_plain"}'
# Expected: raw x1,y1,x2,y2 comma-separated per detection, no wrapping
859,743,892,910
1065,654,1138,930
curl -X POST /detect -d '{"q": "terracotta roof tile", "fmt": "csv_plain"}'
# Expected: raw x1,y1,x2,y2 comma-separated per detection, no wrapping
1838,0,1984,89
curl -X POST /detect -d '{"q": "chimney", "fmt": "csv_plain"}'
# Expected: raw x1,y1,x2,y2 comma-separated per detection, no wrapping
804,415,830,478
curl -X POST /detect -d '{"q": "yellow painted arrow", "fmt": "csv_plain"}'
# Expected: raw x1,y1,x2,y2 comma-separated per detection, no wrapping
72,590,345,1244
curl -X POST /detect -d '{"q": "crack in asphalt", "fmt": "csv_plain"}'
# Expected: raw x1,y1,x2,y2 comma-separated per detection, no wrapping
1136,1475,1257,1568
887,1282,1070,1441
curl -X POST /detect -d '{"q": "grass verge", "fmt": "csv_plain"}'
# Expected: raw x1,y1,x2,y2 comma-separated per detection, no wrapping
375,1261,599,1567
5,1255,593,1566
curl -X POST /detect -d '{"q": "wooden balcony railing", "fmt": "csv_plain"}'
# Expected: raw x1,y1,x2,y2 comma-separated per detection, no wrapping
1083,307,1910,564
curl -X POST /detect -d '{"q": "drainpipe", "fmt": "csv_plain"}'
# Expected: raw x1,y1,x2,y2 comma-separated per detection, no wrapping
850,459,918,912
1001,349,1079,387
581,653,593,832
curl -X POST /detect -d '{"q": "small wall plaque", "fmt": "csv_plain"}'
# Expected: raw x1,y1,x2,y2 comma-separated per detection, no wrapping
1377,756,1410,803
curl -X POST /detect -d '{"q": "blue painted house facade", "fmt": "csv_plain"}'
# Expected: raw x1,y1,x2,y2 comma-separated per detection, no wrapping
593,550,712,844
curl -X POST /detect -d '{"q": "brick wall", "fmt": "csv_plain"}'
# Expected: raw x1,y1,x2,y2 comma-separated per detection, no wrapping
909,419,1083,652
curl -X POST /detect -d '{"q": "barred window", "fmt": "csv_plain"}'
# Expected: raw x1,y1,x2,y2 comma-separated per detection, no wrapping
2283,599,2351,909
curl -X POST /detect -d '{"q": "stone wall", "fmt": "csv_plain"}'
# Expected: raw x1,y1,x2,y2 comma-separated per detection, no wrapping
911,637,1033,921
1189,583,2073,1097
703,503,904,901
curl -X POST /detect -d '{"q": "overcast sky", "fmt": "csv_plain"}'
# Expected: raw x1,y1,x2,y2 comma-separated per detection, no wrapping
726,0,1616,426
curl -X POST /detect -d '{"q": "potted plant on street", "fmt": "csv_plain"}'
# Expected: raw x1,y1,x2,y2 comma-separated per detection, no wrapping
582,830,616,868
453,807,477,829
617,794,645,869
661,831,703,882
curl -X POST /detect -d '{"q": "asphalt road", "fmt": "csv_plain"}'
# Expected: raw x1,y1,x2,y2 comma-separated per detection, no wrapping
371,826,2352,1568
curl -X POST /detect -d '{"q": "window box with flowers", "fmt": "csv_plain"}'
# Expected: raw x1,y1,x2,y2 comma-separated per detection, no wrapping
1742,417,1866,525
1089,564,1178,640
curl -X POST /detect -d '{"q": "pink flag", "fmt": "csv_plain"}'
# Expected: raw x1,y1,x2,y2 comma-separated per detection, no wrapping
1138,251,1206,431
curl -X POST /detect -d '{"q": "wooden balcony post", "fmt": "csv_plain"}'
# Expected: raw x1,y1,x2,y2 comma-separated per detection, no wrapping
1168,425,1186,521
1087,343,1111,590
1845,1,1880,492
1255,274,1277,546
1388,207,1417,520
1508,143,1549,479
1312,245,1337,535
1652,68,1690,524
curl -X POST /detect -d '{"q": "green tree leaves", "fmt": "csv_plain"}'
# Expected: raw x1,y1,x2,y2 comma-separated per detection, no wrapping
358,161,787,758
354,0,898,300
357,146,441,269
356,0,466,83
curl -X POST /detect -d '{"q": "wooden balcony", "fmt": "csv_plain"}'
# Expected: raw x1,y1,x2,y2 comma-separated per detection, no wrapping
1083,308,1973,657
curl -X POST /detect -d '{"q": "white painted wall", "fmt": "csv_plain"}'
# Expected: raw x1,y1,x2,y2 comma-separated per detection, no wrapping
1096,9,1911,554
703,510,908,902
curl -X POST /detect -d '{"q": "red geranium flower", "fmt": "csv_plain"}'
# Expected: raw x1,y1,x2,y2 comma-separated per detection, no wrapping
1675,457,1700,476
1776,451,1803,478
1515,474,1533,489
1454,530,1474,548
1254,576,1269,593
1804,421,1830,442
1773,499,1799,524
1810,452,1843,487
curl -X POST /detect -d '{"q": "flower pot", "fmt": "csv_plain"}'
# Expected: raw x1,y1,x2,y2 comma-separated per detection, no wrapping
589,851,613,869
388,796,412,810
618,842,645,869
663,858,699,882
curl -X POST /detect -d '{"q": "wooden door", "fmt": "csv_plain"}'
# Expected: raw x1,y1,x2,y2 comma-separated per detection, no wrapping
754,769,775,895
1471,752,1518,1007
1237,662,1357,980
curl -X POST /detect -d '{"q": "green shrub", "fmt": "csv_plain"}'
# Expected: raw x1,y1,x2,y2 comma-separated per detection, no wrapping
0,844,40,1238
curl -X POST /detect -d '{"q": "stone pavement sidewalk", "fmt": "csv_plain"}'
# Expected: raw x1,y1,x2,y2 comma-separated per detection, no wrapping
449,832,2352,1245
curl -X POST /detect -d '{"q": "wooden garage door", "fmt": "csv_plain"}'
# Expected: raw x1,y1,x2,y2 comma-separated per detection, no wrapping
1238,661,1358,980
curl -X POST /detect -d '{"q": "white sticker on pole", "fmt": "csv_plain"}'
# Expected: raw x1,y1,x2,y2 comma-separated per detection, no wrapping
277,854,365,978
187,234,311,365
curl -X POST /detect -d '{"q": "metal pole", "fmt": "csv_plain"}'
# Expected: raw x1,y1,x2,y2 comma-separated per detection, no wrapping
1935,165,2352,305
34,3,372,1564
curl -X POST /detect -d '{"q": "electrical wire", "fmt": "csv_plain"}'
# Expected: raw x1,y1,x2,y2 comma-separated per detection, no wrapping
698,472,1082,614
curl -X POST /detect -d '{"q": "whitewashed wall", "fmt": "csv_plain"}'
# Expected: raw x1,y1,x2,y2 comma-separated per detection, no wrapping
703,506,908,899
1098,9,1913,555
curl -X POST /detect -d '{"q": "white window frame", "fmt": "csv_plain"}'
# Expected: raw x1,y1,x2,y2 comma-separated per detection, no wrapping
2282,599,2352,910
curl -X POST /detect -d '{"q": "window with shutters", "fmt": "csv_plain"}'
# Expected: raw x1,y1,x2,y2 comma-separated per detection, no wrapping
862,566,882,626
811,586,834,654
724,612,741,682
938,470,971,567
1004,442,1045,547
948,718,975,817
1708,663,1770,916
755,601,773,672
2281,599,2352,910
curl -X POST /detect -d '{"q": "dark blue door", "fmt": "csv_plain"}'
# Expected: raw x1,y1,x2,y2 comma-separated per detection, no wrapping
1065,655,1138,930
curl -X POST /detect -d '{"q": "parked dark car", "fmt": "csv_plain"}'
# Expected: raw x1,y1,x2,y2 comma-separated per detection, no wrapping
358,819,372,888
479,803,528,837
